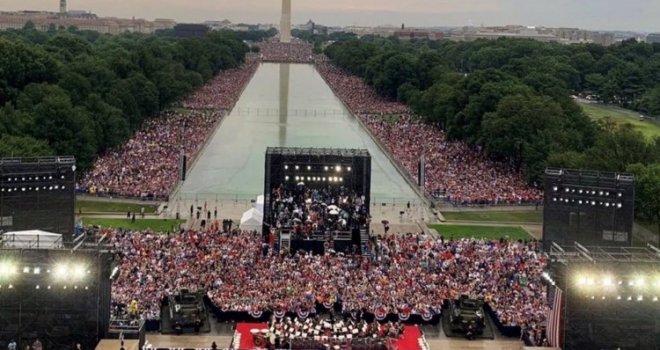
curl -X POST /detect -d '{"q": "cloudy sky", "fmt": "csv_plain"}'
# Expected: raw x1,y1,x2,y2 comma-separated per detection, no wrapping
4,0,658,32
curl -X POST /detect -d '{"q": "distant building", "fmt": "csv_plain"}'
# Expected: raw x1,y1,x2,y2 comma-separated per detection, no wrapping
393,29,444,41
0,11,175,34
173,23,209,38
646,33,660,44
59,0,66,14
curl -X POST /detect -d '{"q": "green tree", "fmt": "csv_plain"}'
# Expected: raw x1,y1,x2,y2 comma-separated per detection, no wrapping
0,134,53,157
626,163,660,235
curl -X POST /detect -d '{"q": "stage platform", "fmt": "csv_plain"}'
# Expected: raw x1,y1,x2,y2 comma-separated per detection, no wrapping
234,322,424,350
96,339,139,350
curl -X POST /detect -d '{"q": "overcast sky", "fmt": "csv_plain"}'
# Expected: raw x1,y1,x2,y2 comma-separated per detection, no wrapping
3,0,658,32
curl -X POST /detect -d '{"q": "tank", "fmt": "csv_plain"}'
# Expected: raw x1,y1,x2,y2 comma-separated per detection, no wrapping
168,289,206,328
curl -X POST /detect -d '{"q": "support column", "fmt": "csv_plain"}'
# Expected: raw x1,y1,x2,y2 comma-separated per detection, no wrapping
280,0,292,43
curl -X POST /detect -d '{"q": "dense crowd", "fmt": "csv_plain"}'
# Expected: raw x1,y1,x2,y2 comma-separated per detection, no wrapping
107,228,548,331
77,110,220,199
269,183,369,237
259,40,314,63
182,60,259,110
316,62,543,205
80,59,259,199
315,62,410,115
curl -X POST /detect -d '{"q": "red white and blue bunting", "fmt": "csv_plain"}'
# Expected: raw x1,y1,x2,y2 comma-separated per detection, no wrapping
297,309,310,319
374,309,387,321
398,311,410,321
273,309,286,319
249,309,263,319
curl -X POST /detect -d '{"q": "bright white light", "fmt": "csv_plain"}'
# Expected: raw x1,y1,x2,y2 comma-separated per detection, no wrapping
0,262,17,277
636,277,645,287
23,267,30,274
602,276,613,287
285,176,290,181
637,295,643,301
347,167,352,172
324,166,329,171
617,203,622,209
53,263,68,280
617,295,622,300
284,165,288,170
627,296,632,301
307,166,311,170
295,166,299,170
35,285,40,289
653,296,658,302
335,165,341,172
73,265,86,280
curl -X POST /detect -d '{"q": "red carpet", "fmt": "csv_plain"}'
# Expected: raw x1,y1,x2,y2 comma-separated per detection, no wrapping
235,322,268,349
234,323,423,350
393,325,423,350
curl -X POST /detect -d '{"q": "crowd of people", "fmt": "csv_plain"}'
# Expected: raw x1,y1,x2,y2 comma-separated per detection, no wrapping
315,62,543,205
107,227,549,333
258,40,314,63
79,58,259,199
268,183,369,237
77,110,220,199
181,60,259,110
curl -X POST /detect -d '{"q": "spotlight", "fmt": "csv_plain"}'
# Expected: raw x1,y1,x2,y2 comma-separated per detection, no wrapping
617,192,622,197
335,165,341,172
73,265,87,280
637,295,643,301
284,165,288,170
47,285,51,289
653,296,658,302
617,295,622,300
295,166,299,170
578,189,583,194
307,166,311,170
36,285,40,290
617,203,622,209
324,166,329,171
347,167,351,171
564,188,569,193
53,263,68,280
8,284,13,289
601,296,606,300
0,262,15,277
627,296,632,301
23,267,30,274
285,176,290,181
635,277,645,287
602,276,613,286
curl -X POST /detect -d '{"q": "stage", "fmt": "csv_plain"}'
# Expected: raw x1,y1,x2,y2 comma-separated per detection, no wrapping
234,322,424,350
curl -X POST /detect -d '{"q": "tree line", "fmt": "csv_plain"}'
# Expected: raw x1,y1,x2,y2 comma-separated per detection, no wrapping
0,24,268,169
323,36,659,231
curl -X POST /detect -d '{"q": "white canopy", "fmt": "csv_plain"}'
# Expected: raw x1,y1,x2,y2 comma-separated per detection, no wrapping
240,208,263,232
1,230,63,249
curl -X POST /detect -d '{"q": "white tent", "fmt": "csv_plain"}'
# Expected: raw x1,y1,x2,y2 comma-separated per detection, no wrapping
1,230,63,249
240,208,263,232
256,195,265,214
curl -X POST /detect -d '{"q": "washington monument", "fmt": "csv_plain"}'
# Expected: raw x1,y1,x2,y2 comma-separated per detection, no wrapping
280,0,292,43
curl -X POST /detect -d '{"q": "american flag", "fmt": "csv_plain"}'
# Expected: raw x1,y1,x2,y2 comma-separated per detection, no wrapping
546,285,563,348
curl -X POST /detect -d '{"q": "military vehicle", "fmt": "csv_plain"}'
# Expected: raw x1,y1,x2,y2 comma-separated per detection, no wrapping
448,295,485,338
168,289,206,330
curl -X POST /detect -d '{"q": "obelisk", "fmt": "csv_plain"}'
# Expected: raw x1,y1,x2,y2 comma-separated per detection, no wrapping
280,0,292,43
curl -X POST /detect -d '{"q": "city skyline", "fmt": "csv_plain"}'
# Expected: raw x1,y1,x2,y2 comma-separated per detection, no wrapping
2,0,659,32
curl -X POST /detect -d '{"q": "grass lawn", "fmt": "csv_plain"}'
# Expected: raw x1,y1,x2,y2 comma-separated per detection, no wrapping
441,210,543,223
580,103,660,140
76,200,158,214
428,224,532,241
81,217,184,232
